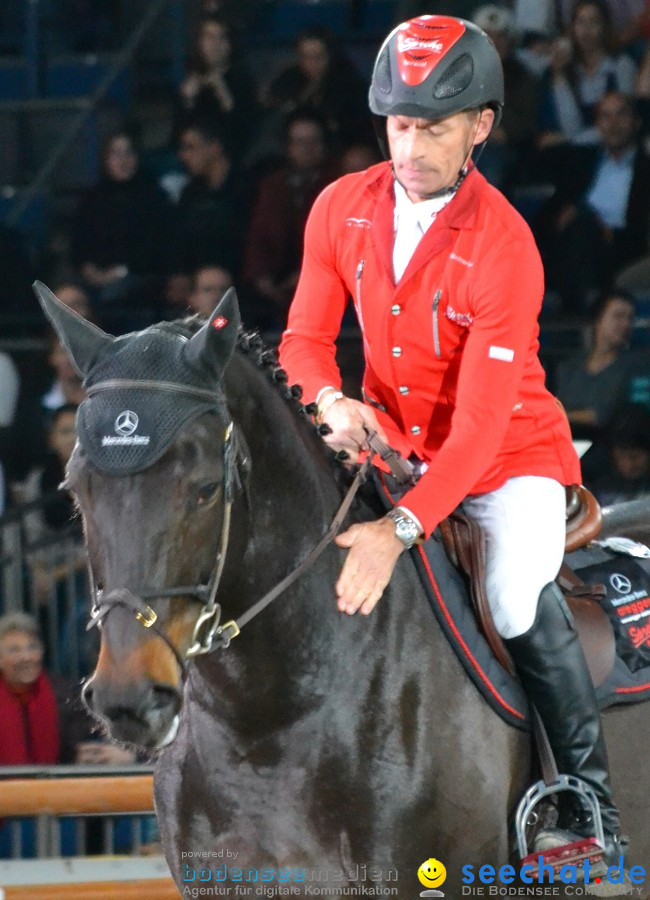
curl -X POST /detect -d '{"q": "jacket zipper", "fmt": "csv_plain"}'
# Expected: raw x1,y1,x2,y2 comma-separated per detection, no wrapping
432,289,442,358
355,260,366,333
355,260,365,305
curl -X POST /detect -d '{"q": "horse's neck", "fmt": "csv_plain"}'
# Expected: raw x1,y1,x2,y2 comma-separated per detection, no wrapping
225,352,342,552
201,353,367,723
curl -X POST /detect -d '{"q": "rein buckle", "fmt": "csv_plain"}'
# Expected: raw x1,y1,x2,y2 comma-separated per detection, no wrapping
215,619,240,649
135,605,158,628
187,604,222,657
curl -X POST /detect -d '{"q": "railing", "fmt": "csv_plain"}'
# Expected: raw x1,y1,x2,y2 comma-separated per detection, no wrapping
0,766,178,897
0,489,91,678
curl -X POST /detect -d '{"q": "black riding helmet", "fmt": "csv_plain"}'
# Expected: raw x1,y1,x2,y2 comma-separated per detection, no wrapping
369,15,504,159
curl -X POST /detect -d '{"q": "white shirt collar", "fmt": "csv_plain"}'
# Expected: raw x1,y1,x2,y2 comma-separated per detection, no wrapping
393,178,454,234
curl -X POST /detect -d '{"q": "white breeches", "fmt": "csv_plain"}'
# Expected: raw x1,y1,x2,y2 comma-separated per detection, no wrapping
461,476,567,639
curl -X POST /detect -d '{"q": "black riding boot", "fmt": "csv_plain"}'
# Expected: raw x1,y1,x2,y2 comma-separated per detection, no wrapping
505,583,625,864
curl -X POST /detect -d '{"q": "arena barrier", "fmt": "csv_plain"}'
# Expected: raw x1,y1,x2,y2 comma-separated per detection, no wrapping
0,769,179,898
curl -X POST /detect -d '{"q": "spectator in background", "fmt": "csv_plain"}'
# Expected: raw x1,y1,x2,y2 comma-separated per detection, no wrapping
12,405,92,675
588,404,650,504
338,141,381,176
2,331,84,487
535,91,650,313
42,333,86,413
261,27,369,150
0,352,20,514
513,0,557,51
242,110,333,330
50,280,93,320
538,0,637,147
70,130,171,332
554,291,641,437
171,118,243,291
0,612,89,765
175,15,256,151
472,5,542,190
188,265,233,318
557,0,650,45
0,611,137,858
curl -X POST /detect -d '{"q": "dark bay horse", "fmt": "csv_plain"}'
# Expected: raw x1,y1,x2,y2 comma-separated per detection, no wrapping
35,283,650,898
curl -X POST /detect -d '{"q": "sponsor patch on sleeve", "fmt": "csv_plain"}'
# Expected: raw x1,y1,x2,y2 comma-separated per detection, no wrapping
488,345,514,362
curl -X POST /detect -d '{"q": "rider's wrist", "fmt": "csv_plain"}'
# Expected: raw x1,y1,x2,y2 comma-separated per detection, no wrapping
395,506,424,540
316,388,344,424
386,507,423,550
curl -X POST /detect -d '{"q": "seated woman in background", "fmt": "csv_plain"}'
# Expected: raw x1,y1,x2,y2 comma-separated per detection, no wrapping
539,0,637,146
554,290,643,437
261,26,369,150
70,130,172,332
175,14,256,151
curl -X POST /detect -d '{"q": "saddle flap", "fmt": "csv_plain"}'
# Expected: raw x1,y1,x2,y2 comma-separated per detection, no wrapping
440,514,616,689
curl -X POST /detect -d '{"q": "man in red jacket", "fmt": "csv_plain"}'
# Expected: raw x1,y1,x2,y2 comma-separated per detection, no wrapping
280,15,626,867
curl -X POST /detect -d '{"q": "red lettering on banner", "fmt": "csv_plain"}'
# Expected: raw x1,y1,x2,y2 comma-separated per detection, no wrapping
617,596,650,617
629,622,650,649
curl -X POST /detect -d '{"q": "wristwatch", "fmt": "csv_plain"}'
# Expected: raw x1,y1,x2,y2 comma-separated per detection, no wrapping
386,508,421,550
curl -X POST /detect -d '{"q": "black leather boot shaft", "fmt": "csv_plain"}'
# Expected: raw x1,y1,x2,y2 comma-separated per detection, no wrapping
505,582,620,837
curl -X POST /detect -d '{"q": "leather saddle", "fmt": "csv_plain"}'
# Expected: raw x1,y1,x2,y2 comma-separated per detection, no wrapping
440,485,616,687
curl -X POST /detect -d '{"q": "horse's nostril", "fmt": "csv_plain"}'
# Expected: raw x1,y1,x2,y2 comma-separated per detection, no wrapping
151,684,181,716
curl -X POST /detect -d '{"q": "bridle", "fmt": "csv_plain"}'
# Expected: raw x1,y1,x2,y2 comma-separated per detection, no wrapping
85,378,244,678
85,378,415,679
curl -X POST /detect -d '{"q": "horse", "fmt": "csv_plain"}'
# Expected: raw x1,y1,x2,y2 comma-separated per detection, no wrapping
34,282,650,898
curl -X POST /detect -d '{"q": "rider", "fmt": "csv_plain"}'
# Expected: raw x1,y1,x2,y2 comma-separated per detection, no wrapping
279,15,626,864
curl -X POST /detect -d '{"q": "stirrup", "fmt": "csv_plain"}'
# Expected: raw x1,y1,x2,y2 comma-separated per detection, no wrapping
515,774,606,878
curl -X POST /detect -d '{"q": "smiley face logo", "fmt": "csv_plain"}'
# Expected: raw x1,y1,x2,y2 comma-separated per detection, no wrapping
418,858,447,896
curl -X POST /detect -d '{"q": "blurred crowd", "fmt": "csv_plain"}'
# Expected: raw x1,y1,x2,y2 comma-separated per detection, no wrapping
1,0,650,712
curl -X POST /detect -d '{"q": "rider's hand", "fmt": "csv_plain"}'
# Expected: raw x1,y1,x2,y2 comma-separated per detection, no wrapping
334,518,405,616
319,395,387,463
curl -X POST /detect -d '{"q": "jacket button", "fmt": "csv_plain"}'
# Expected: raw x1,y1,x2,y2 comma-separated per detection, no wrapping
410,425,421,435
391,304,401,316
392,346,402,357
399,386,409,395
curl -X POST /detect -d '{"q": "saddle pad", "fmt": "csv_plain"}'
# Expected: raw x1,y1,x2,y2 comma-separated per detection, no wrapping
374,471,650,729
568,546,650,707
373,470,530,731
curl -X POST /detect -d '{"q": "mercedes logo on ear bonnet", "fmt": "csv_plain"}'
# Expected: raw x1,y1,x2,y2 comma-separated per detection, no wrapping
115,410,139,437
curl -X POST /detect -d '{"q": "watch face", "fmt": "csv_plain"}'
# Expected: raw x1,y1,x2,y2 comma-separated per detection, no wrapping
393,514,418,546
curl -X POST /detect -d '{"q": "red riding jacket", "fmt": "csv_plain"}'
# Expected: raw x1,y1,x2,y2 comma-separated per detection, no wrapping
279,162,580,537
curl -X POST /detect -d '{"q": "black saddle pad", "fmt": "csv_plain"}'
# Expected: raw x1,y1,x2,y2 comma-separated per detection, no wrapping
373,470,650,728
567,545,650,707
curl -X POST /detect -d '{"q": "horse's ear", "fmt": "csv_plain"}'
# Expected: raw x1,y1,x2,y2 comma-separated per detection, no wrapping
32,280,114,378
184,287,241,380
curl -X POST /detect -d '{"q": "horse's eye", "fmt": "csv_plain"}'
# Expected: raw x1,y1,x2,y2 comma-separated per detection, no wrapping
197,482,219,506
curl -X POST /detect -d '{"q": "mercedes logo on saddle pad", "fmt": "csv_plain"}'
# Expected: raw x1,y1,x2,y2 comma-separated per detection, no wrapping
610,573,632,594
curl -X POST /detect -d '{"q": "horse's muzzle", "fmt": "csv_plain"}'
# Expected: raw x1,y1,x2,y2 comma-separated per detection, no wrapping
82,676,182,749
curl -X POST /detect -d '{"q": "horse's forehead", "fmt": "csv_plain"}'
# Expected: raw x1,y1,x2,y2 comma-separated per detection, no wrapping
76,327,227,476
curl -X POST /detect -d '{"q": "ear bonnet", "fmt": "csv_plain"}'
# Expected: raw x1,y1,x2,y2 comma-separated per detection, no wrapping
33,281,240,475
